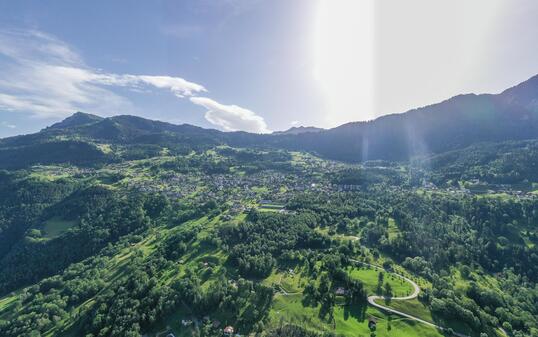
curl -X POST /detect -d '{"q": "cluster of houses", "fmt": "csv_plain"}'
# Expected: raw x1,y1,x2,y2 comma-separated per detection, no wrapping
125,173,199,199
121,163,337,208
205,171,327,200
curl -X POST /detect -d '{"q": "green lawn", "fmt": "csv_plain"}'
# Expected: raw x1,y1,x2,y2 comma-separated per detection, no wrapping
348,266,414,297
377,298,476,336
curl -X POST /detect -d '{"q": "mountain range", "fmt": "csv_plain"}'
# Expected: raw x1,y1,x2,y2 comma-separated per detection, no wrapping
1,74,538,167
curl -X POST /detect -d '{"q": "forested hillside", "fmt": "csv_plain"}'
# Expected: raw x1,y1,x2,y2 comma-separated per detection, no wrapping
0,138,536,337
0,76,538,337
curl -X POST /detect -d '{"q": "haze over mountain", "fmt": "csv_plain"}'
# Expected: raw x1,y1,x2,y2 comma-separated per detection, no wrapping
1,73,538,168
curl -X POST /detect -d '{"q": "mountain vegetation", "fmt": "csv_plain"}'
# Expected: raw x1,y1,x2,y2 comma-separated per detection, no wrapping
1,76,538,337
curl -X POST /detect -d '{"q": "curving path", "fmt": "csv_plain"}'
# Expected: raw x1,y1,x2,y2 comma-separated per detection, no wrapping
350,260,469,337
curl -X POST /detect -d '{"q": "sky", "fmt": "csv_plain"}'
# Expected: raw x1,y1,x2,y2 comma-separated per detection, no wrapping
0,0,537,138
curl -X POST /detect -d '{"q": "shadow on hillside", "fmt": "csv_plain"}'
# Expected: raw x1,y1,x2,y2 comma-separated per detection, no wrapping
343,301,368,322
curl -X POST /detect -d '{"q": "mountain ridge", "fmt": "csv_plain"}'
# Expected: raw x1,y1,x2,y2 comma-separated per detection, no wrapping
2,73,538,163
272,126,325,135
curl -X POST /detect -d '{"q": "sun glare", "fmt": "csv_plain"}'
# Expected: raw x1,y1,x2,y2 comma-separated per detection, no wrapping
313,0,375,126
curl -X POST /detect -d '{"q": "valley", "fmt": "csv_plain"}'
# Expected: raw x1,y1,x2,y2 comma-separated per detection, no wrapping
0,125,537,336
1,3,538,337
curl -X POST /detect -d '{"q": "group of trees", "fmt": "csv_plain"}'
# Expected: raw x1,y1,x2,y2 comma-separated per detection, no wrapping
0,254,111,336
84,255,179,336
218,211,331,278
298,248,368,324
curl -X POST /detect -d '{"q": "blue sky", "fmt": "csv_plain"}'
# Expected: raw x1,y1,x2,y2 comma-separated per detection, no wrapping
1,0,538,137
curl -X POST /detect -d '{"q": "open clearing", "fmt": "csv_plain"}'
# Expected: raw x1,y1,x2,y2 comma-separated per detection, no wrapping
42,217,77,238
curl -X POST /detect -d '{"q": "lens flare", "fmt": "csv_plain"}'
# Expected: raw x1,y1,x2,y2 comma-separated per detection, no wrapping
313,0,375,126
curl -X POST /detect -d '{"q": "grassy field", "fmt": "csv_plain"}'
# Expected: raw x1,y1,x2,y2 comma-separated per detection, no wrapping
263,269,305,293
0,294,18,320
258,203,285,212
377,298,479,337
347,266,414,296
377,298,433,322
42,216,77,239
270,294,445,337
387,218,401,241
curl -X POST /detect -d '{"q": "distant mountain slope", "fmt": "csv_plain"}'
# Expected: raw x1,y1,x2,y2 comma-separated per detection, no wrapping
1,74,538,164
46,111,103,130
416,139,538,186
272,126,324,135
270,74,538,161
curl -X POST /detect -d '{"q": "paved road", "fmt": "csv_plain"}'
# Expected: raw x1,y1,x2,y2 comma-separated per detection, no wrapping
351,260,469,337
274,259,497,337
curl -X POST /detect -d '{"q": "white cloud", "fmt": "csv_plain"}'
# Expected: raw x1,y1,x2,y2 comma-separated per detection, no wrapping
94,74,206,97
0,29,206,119
0,28,267,134
290,120,300,126
190,97,269,133
0,29,82,66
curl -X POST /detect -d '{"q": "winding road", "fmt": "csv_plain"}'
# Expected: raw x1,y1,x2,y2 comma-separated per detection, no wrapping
274,259,503,337
350,260,469,337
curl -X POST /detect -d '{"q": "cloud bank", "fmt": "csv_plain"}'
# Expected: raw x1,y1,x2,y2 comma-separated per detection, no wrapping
0,29,268,133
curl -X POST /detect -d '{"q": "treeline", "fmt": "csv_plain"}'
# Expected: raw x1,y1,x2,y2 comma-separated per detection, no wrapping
374,192,538,280
216,147,295,173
